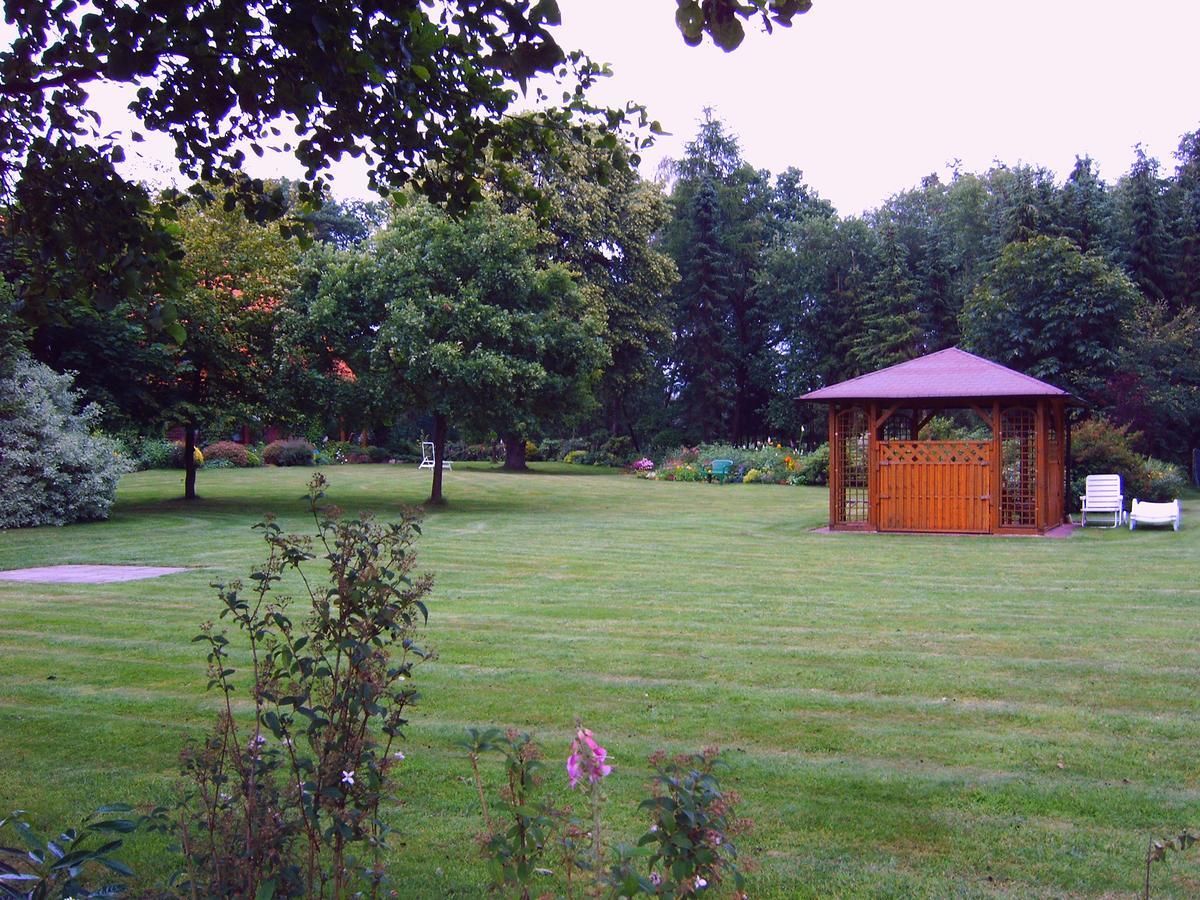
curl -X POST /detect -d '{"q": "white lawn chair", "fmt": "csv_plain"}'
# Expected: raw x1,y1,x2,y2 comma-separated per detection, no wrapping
1129,498,1181,531
1079,474,1124,527
417,441,452,471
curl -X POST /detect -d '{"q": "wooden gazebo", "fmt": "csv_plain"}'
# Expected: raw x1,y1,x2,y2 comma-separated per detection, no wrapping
801,348,1078,535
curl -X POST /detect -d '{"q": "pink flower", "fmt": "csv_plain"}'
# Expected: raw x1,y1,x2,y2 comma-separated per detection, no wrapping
566,727,612,788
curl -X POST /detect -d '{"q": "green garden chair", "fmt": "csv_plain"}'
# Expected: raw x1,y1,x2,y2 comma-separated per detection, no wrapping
708,458,735,483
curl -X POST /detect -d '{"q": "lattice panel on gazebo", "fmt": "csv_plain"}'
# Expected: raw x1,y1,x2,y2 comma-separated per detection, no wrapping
1000,407,1037,528
878,441,990,467
834,407,869,524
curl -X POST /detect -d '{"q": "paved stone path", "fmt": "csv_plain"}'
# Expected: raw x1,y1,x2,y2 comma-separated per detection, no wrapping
0,564,189,584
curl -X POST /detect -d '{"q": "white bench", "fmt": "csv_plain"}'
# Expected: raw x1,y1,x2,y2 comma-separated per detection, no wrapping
1129,498,1181,531
1080,474,1124,527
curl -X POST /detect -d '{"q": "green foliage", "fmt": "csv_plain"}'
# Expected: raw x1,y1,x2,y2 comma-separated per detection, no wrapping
633,749,751,897
1,1,665,219
1069,418,1148,510
960,236,1139,399
674,0,813,50
130,437,176,470
564,450,588,465
794,443,830,486
487,121,679,437
178,474,433,897
660,464,707,483
852,224,925,371
1140,457,1189,503
460,728,563,895
696,442,791,473
463,727,752,899
0,805,151,899
0,354,131,528
1110,300,1200,464
262,439,315,467
202,441,251,468
370,198,609,499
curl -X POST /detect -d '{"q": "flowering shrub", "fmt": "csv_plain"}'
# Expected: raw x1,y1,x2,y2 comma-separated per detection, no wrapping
262,438,316,466
632,749,751,898
202,440,251,467
632,457,655,473
0,354,132,528
1069,418,1148,509
742,468,764,484
795,443,829,486
465,725,752,898
179,475,433,897
696,442,794,474
1141,457,1188,502
132,436,176,470
661,464,706,483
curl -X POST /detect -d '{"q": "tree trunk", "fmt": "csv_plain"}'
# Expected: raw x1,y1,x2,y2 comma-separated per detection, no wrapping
183,423,198,500
429,412,447,505
503,431,527,470
618,399,641,452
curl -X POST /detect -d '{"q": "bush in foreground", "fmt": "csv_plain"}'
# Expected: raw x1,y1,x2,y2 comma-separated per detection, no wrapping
0,354,131,528
179,475,433,896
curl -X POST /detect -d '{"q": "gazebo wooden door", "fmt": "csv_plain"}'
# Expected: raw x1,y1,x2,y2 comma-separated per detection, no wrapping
876,440,993,533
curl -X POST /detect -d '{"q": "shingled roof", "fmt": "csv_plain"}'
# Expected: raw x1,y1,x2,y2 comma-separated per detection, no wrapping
800,348,1075,402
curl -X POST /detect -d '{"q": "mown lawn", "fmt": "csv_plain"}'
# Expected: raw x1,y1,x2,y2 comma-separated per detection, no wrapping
1,463,1198,897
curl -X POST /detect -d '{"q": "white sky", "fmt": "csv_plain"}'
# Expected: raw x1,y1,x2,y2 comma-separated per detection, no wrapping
10,0,1200,215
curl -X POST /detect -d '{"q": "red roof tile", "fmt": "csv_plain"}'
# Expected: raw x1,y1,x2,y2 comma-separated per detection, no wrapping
800,348,1073,401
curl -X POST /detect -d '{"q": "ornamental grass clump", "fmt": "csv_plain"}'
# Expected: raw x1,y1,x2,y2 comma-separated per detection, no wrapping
178,474,433,898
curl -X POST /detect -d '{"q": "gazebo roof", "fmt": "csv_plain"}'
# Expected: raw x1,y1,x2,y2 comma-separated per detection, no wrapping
800,347,1075,402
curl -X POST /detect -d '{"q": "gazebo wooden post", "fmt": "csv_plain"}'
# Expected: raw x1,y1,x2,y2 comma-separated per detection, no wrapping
1054,399,1066,525
991,399,1002,533
867,401,879,531
1036,399,1048,532
828,405,838,528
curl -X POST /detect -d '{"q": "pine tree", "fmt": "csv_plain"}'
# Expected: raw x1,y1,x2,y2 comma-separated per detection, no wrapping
1170,130,1200,309
1059,156,1113,256
852,225,924,371
1120,146,1173,302
671,177,735,440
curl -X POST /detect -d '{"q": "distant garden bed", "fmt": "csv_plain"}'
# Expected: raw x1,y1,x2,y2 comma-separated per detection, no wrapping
630,442,829,486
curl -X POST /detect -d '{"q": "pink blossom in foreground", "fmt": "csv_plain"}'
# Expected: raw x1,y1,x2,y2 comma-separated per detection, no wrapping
566,727,613,788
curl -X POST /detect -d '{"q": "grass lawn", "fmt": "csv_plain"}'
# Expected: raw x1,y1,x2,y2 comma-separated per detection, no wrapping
1,463,1199,897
